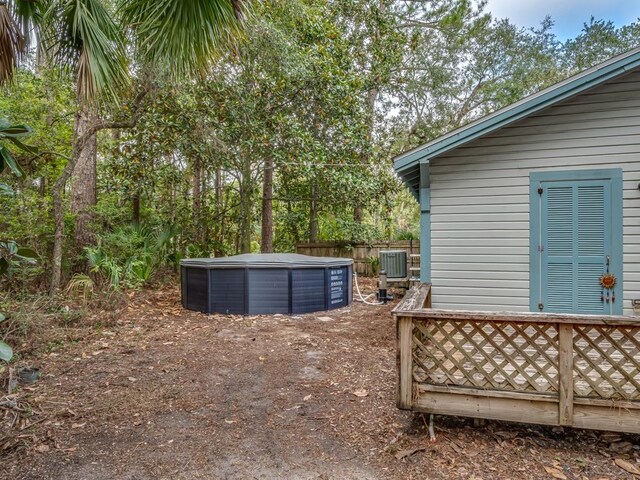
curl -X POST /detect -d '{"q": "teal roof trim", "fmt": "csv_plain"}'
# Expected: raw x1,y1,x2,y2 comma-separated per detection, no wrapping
399,163,421,200
393,47,640,175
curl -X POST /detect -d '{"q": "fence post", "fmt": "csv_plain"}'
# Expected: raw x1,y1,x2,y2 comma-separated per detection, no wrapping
558,323,574,426
397,316,414,409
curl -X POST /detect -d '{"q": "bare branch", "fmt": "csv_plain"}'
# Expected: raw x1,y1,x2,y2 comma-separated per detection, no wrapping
74,86,151,154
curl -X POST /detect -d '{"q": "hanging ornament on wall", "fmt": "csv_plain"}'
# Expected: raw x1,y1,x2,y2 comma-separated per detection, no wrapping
600,273,616,303
599,273,617,290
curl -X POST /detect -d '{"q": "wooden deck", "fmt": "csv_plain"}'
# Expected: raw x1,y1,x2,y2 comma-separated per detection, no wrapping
393,285,640,433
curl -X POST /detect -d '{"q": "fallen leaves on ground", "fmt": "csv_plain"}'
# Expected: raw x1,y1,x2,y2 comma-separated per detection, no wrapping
543,466,567,479
395,446,426,460
614,458,640,476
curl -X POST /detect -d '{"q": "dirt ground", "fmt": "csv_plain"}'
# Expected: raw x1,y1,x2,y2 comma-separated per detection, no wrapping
2,280,640,479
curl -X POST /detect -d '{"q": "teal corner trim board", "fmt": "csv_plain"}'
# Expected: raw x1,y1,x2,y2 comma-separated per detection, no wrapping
529,168,623,315
419,187,431,282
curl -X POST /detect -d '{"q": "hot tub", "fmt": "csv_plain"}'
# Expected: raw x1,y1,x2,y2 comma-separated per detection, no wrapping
180,253,353,315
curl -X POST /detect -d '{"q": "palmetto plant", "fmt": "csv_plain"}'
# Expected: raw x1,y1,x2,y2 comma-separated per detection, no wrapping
117,223,178,286
69,223,178,294
85,245,123,287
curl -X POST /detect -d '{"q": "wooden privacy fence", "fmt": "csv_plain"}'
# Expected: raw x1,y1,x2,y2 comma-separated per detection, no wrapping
296,240,420,277
394,284,640,433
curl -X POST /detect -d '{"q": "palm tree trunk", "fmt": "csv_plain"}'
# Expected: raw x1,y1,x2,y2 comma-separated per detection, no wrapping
70,105,98,251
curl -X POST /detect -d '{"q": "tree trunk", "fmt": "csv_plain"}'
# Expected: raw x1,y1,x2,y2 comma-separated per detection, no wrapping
309,181,319,242
213,168,225,257
353,205,364,223
170,155,177,226
50,112,85,295
354,0,385,224
70,106,98,251
202,168,211,247
238,157,253,254
132,193,140,225
354,84,379,223
192,155,203,243
35,30,48,74
239,181,252,254
260,154,274,253
51,165,73,295
280,174,299,245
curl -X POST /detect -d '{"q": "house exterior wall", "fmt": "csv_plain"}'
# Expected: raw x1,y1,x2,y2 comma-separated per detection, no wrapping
428,68,640,314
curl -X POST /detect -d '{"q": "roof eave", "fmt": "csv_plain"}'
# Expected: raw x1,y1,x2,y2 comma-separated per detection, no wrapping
393,50,640,173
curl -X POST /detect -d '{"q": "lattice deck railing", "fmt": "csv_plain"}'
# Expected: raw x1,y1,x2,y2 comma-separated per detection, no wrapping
393,285,640,433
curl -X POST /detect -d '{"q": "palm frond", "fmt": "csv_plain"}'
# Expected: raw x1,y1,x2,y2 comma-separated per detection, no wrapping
125,257,153,285
12,0,42,24
0,2,24,84
11,0,44,59
152,224,178,251
120,0,246,80
47,0,129,102
66,272,95,300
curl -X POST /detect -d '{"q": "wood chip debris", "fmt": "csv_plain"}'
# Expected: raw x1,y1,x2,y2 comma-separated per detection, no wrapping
543,466,567,479
395,446,426,460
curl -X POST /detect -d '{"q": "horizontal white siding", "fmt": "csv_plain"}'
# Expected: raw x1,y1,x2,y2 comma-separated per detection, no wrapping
429,69,640,314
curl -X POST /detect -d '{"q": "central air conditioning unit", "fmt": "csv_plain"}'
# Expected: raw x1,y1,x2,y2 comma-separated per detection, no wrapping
379,250,407,279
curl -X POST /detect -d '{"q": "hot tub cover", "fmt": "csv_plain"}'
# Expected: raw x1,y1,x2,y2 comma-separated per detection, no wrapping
180,253,353,269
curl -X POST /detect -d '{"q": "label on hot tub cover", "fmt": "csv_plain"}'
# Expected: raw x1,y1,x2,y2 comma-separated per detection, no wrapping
329,268,347,306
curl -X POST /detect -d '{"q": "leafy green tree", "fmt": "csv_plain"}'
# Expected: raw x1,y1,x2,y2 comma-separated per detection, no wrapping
563,17,640,71
386,8,563,150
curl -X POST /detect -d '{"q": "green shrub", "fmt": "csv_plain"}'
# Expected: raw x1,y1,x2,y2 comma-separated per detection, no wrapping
77,222,179,293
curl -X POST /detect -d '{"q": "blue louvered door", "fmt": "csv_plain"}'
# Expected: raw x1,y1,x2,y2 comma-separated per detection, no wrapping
540,179,611,314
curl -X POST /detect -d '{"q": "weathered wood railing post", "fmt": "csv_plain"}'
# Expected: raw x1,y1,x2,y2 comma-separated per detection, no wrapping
397,315,414,409
557,323,574,426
